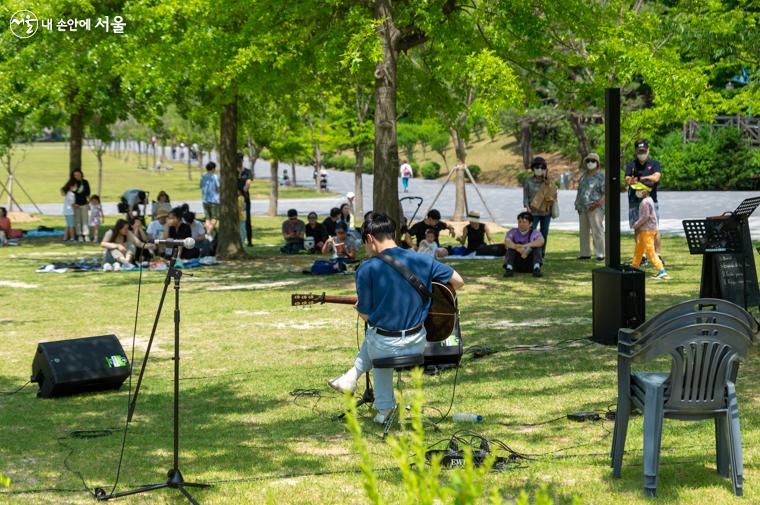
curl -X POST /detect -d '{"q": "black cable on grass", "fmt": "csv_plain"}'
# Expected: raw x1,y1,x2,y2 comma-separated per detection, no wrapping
0,380,30,396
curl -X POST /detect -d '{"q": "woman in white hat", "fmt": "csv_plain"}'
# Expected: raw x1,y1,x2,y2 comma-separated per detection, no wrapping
458,211,493,254
574,152,605,261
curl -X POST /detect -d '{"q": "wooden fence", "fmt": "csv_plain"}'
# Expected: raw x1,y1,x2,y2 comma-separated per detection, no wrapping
683,115,760,146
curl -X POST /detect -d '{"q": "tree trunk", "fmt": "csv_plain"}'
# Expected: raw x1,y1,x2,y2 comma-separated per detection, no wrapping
373,0,401,226
519,116,531,170
450,128,468,221
353,145,365,218
218,98,244,259
69,111,84,174
308,117,322,193
187,146,192,180
291,161,297,186
268,159,279,216
568,112,590,167
97,150,103,196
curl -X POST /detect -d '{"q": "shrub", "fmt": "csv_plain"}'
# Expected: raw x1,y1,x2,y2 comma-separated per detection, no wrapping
362,157,374,174
657,127,759,190
409,161,419,177
420,161,441,180
330,155,354,171
322,154,337,169
0,472,9,487
466,164,481,181
516,170,530,186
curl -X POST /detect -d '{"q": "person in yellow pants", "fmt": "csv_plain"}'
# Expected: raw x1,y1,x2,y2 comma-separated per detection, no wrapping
630,183,670,280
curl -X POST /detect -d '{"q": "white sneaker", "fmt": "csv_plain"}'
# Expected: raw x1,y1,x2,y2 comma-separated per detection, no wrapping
373,408,393,424
113,263,122,271
328,374,357,395
102,263,113,272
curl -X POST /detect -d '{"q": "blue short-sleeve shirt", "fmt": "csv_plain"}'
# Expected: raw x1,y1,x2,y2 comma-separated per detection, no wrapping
356,247,454,331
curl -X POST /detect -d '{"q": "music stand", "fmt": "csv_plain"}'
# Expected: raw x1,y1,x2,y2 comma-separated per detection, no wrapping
96,249,209,504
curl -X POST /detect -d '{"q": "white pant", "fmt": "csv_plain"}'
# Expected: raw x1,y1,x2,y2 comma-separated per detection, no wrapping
579,207,605,258
354,325,427,411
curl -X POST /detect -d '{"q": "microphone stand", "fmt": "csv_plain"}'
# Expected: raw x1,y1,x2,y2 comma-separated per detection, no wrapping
96,247,210,504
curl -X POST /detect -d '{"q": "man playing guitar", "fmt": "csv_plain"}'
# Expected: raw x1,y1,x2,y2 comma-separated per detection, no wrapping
328,212,465,424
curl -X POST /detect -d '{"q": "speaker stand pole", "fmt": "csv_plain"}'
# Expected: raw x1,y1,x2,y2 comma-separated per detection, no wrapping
97,250,210,504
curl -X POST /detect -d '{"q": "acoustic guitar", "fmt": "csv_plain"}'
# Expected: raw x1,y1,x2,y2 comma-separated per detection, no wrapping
291,282,458,342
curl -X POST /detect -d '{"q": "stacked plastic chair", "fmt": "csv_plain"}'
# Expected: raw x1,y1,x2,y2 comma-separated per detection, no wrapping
611,298,757,497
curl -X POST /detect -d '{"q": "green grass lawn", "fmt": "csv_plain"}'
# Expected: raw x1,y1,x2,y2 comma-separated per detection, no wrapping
1,217,759,504
2,143,333,204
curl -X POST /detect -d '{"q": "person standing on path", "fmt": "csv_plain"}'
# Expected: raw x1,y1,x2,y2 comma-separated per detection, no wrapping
523,156,556,258
237,153,253,246
399,159,413,193
70,169,91,242
625,138,663,264
200,161,221,222
574,153,606,261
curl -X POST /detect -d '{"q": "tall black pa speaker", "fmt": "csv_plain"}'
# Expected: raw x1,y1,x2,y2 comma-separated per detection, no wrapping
591,266,646,345
31,335,131,398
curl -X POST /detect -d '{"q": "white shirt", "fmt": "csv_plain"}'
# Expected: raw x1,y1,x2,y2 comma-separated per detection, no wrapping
63,191,75,216
417,239,438,257
146,220,164,239
400,163,413,178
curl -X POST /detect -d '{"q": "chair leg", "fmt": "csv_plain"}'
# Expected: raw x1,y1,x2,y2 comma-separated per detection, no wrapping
715,417,730,477
642,384,665,497
726,384,744,497
611,398,631,478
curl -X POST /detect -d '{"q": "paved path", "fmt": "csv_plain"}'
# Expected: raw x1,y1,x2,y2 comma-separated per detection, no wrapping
27,143,760,236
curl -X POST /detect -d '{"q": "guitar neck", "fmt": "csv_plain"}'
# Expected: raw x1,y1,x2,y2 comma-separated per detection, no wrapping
322,295,357,305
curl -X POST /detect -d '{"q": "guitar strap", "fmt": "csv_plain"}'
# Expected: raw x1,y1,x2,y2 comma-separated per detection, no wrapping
377,252,432,302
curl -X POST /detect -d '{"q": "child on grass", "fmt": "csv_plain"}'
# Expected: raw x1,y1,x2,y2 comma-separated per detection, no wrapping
417,228,441,258
630,182,670,280
62,181,76,242
89,195,103,242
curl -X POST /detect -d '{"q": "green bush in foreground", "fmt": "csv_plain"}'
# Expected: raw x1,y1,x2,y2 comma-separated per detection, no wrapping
344,368,577,505
0,472,9,487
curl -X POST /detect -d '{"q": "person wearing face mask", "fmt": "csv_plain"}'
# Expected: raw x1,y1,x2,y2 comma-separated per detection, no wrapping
625,139,663,265
574,153,606,261
523,156,556,258
630,183,669,280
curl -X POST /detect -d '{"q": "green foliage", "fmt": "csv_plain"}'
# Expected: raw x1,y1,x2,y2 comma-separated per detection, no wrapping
656,127,759,190
0,472,9,487
516,170,531,186
362,157,374,175
421,161,441,180
466,164,481,181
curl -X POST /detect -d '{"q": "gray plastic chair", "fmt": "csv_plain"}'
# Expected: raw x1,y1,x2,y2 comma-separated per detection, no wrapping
612,315,753,497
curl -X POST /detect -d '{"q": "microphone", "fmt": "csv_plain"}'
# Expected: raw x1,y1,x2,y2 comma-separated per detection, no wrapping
154,237,196,249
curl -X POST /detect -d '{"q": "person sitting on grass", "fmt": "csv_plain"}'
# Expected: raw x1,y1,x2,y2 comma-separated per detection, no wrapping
305,211,326,253
183,211,210,256
322,223,358,261
630,183,670,280
458,210,493,254
165,207,200,260
503,211,545,278
281,208,305,254
323,207,341,238
151,191,172,220
129,217,154,263
0,207,21,245
417,228,442,259
101,219,155,271
409,209,455,257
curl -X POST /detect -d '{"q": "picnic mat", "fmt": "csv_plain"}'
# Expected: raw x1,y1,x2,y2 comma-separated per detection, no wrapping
36,256,219,273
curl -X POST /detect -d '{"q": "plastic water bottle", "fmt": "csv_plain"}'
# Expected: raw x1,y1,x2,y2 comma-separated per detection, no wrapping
452,413,483,423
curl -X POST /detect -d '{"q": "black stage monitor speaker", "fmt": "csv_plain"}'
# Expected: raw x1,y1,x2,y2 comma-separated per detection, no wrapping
592,266,646,346
31,334,131,398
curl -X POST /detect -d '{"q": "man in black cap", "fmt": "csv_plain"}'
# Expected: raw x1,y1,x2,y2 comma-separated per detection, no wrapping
237,153,253,246
625,139,663,261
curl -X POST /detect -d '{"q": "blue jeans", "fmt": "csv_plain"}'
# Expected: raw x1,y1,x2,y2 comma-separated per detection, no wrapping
402,177,410,191
280,241,305,254
530,214,551,257
354,326,427,411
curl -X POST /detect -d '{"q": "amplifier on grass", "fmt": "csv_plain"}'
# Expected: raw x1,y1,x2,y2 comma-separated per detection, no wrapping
31,334,130,398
